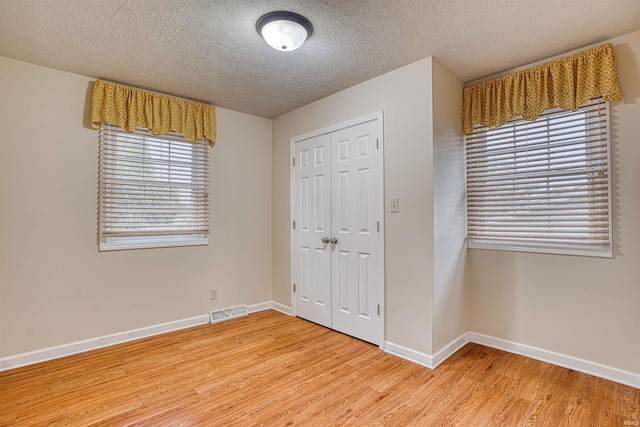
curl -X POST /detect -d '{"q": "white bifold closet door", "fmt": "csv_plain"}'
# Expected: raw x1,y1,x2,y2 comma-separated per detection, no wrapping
293,118,382,345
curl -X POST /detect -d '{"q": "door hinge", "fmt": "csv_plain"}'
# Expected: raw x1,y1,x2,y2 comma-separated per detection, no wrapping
293,220,296,230
292,157,295,166
293,283,296,293
376,138,379,150
377,221,380,232
377,304,380,315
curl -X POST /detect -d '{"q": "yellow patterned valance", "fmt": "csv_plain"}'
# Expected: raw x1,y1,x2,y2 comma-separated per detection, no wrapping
91,80,216,146
462,43,623,136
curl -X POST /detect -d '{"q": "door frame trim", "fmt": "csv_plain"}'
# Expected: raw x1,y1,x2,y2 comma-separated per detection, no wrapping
289,111,385,348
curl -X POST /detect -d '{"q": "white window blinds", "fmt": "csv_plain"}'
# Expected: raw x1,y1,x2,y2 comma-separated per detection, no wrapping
99,123,209,250
465,98,611,256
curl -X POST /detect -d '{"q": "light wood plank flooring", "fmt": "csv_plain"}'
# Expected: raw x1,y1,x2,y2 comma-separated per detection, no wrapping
0,310,638,426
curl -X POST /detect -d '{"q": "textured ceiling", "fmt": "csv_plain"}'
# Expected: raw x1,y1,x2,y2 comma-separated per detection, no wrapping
1,0,639,118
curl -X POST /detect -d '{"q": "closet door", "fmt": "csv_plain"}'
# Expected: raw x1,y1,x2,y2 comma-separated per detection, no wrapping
292,134,332,328
292,115,383,346
330,119,382,345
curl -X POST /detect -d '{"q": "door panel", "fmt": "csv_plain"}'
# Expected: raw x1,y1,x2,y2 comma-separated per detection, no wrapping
293,117,382,345
330,120,381,345
293,134,331,328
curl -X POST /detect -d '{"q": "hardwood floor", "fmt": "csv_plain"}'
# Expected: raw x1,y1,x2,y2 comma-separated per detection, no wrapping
0,310,638,426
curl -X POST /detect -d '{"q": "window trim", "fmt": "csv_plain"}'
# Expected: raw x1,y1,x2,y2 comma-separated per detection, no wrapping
100,234,208,252
98,124,210,252
467,237,612,258
465,100,613,258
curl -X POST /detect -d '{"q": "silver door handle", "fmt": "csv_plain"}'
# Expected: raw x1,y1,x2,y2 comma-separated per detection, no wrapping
322,237,330,244
330,238,338,245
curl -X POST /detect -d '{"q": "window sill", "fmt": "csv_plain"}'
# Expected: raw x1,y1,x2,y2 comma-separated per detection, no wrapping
99,235,208,251
467,238,612,258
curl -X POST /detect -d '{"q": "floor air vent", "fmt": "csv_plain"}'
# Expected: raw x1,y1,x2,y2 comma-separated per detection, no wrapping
209,305,248,324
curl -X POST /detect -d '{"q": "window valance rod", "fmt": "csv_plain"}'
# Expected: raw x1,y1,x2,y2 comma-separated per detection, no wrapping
90,79,217,146
462,43,623,136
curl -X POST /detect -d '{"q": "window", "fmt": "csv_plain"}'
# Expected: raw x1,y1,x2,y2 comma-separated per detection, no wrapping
99,123,210,251
465,98,611,257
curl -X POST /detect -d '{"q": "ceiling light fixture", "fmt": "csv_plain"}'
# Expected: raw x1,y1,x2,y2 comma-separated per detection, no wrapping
256,11,313,52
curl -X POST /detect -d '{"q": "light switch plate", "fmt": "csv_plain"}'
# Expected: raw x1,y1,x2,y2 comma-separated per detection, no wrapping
390,197,399,213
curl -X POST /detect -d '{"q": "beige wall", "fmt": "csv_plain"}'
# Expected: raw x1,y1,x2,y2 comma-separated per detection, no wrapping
468,31,640,374
0,57,273,357
272,58,435,353
3,28,637,377
432,60,468,352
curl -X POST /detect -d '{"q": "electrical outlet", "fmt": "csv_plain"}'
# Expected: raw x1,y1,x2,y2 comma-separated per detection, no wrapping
210,288,219,300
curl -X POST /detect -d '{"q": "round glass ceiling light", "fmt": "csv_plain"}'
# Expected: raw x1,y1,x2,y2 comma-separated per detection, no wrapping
256,11,313,52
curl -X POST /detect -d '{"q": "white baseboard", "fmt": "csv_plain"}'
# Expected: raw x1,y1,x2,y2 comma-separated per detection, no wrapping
270,301,293,316
0,302,293,373
385,331,639,389
384,332,470,370
384,341,434,368
469,332,640,389
2,307,636,389
0,314,210,373
247,301,292,316
432,332,471,368
247,301,272,313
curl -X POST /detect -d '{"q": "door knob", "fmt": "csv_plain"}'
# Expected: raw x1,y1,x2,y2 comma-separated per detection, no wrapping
322,237,330,244
330,237,338,245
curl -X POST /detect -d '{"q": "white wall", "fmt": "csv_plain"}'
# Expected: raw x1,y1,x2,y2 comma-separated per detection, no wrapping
432,60,468,351
272,58,435,354
468,31,640,375
0,56,273,357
